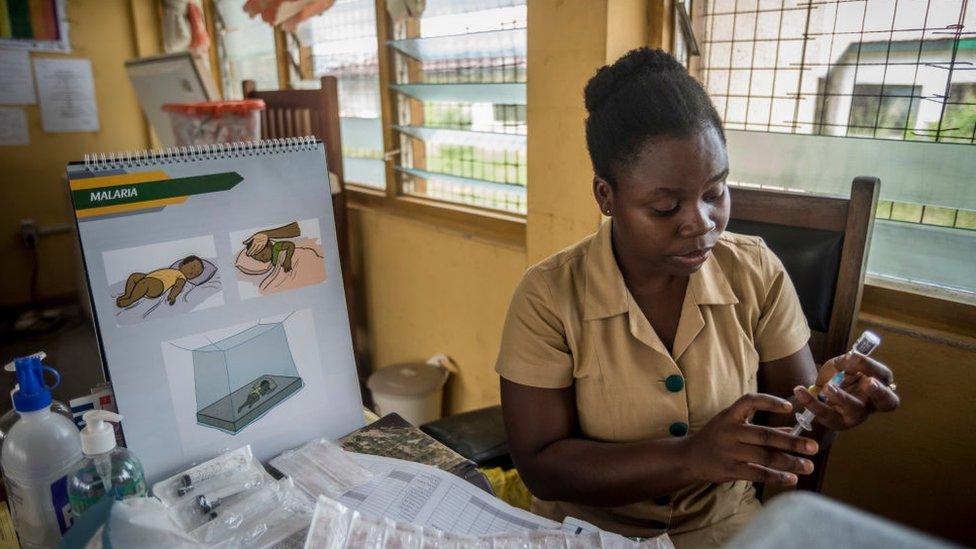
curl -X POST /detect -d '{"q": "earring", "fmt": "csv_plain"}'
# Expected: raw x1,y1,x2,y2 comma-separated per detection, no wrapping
604,208,611,215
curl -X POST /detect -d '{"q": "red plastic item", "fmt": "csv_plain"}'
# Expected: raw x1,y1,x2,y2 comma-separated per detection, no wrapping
161,100,266,116
161,100,265,146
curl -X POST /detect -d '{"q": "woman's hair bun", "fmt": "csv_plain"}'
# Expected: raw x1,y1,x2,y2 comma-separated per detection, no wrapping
584,48,685,113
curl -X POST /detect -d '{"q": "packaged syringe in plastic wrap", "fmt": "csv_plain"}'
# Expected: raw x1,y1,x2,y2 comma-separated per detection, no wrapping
303,494,675,549
269,437,374,499
152,445,275,531
190,477,314,547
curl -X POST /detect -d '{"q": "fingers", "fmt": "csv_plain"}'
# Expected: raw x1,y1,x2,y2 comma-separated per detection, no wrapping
835,352,893,384
863,377,900,412
737,424,819,455
821,383,868,425
727,393,793,423
732,444,815,476
731,463,799,487
793,386,846,430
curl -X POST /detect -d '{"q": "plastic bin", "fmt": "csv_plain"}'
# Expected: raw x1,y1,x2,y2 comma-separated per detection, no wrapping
368,362,449,426
161,100,265,146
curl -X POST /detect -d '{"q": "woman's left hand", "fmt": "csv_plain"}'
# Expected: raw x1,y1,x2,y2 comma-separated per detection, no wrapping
792,352,900,431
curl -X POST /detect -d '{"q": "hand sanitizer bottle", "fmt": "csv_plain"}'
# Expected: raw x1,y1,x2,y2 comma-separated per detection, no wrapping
67,410,147,517
1,356,84,548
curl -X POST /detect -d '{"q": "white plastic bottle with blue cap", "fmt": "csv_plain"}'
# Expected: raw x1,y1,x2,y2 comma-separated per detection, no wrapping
67,410,147,517
1,356,84,548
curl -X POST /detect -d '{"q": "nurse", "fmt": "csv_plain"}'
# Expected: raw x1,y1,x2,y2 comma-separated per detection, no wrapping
495,48,900,547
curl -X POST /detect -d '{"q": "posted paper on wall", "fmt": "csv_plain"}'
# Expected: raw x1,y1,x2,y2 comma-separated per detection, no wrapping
0,108,29,146
0,49,36,104
34,57,99,132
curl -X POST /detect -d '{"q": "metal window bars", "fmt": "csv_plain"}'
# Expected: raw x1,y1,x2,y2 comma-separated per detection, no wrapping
699,0,976,235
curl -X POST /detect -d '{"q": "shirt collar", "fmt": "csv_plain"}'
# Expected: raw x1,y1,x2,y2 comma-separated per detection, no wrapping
583,221,738,321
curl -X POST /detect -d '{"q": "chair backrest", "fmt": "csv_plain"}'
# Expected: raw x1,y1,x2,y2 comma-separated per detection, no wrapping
242,77,368,395
242,76,344,187
728,177,880,364
728,176,880,494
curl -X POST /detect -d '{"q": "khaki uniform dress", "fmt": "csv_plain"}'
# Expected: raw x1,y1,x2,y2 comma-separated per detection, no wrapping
495,220,810,547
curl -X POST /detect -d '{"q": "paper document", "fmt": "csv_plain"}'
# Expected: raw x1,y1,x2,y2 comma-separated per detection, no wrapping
34,57,99,132
0,49,36,104
0,107,29,145
342,452,562,536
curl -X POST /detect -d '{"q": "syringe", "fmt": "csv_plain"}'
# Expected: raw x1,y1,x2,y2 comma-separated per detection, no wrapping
790,330,881,437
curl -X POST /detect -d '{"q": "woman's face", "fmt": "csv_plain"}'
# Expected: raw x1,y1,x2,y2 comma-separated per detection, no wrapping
596,126,730,277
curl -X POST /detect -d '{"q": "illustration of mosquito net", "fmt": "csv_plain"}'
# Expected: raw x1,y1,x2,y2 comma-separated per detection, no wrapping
193,321,304,433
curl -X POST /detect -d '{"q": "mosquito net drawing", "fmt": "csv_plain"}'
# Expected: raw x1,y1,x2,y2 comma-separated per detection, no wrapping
192,321,304,434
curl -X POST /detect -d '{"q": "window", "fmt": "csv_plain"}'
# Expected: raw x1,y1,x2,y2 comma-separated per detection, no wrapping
214,0,279,99
846,84,921,139
388,0,528,214
696,0,976,294
295,0,386,189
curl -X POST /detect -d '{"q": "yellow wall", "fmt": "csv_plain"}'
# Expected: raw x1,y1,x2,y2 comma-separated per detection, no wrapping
822,321,976,544
348,208,526,412
0,0,158,306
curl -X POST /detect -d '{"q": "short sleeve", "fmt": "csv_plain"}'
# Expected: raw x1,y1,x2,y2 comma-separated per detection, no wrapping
494,269,574,389
754,241,811,362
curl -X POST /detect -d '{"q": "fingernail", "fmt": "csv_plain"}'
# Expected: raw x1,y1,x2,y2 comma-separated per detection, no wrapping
802,459,814,473
785,474,798,485
806,442,818,453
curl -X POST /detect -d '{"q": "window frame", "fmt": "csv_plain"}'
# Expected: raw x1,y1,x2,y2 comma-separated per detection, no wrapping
684,2,976,306
203,0,525,248
345,0,526,248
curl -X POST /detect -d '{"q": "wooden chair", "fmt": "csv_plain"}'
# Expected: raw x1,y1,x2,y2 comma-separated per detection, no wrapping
242,76,367,392
727,176,881,493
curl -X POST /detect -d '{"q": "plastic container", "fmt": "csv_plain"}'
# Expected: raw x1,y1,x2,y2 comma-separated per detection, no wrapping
1,356,84,548
161,100,265,146
367,362,449,426
0,399,73,449
67,410,147,517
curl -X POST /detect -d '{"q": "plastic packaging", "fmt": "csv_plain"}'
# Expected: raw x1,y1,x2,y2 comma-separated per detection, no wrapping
303,495,675,549
269,437,374,499
1,356,84,548
152,445,275,532
162,100,265,146
67,410,148,516
189,477,314,547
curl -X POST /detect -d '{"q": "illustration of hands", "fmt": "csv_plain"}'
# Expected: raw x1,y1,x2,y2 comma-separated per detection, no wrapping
244,232,270,257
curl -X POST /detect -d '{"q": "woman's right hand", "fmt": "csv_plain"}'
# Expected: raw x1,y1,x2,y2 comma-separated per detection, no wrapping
684,393,819,487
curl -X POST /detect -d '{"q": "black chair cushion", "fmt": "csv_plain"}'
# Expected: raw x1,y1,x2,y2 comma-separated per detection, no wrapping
727,219,843,332
421,405,511,468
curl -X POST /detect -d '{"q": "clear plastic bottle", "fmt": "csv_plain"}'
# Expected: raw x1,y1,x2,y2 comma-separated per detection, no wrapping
0,351,74,449
0,398,73,448
67,410,147,517
1,356,84,548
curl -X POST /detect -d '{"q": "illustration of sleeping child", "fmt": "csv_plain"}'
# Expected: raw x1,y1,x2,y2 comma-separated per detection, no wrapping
116,256,205,308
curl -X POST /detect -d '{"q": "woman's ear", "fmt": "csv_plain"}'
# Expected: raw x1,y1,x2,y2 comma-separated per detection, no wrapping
593,176,614,216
